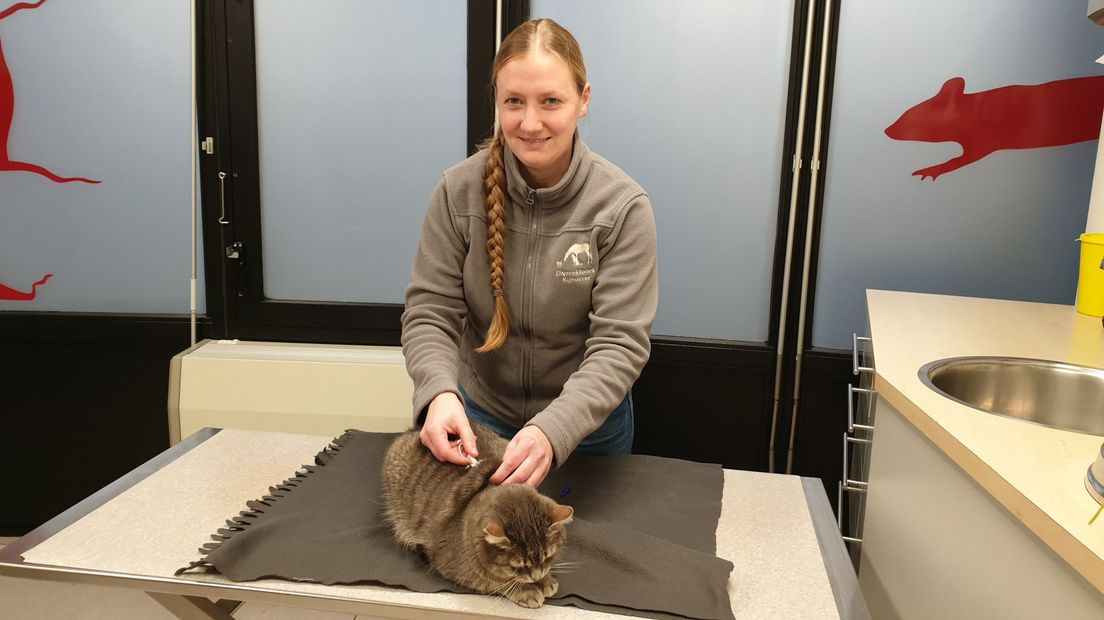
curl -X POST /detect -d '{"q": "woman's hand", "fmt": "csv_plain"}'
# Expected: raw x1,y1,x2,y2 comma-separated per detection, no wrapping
419,392,479,466
491,425,553,487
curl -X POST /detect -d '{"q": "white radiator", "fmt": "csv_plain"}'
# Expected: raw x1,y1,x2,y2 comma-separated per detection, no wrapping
167,339,414,444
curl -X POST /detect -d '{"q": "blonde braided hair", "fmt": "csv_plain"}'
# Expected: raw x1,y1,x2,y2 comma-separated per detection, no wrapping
474,19,587,353
474,128,510,353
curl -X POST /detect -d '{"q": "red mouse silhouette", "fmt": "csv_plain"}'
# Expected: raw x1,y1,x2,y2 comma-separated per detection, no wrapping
885,75,1104,181
0,0,99,183
0,273,51,300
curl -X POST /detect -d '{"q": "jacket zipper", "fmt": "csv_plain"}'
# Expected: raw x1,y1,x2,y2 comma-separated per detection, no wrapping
522,188,537,418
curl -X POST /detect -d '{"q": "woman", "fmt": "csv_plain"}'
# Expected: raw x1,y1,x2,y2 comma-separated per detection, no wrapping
401,18,657,488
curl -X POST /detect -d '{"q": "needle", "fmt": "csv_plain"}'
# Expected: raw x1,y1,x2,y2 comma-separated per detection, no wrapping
456,442,480,469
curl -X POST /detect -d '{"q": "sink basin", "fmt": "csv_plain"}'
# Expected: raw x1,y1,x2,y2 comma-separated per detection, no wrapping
919,356,1104,436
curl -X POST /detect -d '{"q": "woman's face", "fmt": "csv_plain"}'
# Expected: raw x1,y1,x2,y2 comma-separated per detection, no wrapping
496,50,590,189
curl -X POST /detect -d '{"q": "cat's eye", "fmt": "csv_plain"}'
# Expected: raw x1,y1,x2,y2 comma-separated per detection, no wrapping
509,558,525,568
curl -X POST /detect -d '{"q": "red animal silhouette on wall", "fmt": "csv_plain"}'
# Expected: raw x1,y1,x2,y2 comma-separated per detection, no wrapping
0,273,51,300
0,0,99,183
885,75,1104,181
1,1,102,302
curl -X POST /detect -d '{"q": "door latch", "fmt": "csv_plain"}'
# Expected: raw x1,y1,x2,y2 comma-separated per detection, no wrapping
225,241,243,261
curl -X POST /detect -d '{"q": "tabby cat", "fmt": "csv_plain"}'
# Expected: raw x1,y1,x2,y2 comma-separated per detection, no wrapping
381,423,574,608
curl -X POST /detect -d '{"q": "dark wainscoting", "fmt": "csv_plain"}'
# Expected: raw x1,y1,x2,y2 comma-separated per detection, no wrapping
632,339,777,471
0,314,199,536
0,315,853,536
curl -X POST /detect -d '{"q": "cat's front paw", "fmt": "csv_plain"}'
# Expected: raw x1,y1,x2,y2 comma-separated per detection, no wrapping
537,575,558,598
507,583,545,608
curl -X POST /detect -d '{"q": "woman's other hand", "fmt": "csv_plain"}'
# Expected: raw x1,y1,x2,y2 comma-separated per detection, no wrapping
419,392,479,466
491,425,553,487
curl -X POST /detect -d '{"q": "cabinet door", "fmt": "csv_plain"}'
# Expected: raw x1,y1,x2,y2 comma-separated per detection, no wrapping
860,395,1104,619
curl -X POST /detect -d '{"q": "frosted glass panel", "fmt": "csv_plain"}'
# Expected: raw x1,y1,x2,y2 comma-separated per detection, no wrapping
812,0,1102,349
255,1,465,303
0,1,201,313
531,0,794,341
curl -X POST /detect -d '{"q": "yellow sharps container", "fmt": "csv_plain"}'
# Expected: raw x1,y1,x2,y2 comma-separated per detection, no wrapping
1076,233,1104,317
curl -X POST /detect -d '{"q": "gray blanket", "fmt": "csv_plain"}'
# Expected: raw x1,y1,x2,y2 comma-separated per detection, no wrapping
177,430,734,620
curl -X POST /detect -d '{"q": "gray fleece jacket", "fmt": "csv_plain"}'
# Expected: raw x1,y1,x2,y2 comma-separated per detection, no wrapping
400,137,658,466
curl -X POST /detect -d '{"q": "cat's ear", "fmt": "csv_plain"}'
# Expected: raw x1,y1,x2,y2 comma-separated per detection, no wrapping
549,503,574,528
483,517,510,546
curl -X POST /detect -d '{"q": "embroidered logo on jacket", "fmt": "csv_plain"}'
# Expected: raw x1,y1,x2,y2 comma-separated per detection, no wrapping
555,242,596,284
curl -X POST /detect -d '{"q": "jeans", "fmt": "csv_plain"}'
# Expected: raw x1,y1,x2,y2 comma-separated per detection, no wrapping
458,386,634,456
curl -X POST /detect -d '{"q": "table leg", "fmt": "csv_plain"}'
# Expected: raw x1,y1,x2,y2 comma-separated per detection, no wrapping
146,591,237,620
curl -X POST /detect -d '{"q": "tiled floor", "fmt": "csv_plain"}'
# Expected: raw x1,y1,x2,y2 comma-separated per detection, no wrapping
0,537,363,620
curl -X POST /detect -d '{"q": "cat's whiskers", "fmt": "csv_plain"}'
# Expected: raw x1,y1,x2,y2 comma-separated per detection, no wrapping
550,559,580,575
485,577,523,611
486,577,518,597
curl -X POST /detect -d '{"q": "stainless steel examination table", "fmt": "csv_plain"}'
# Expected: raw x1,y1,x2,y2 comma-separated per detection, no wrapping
0,428,869,619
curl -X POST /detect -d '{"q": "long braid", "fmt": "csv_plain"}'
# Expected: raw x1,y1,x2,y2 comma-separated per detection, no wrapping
473,18,585,352
474,130,510,353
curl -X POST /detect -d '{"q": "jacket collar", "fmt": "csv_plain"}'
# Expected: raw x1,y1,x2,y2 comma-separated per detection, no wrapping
503,133,591,209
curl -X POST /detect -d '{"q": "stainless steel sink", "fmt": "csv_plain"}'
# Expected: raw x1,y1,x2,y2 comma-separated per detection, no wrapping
919,356,1104,436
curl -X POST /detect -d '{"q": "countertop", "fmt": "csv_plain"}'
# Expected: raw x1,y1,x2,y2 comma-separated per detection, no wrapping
866,289,1104,592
